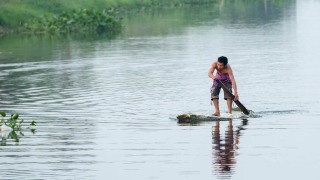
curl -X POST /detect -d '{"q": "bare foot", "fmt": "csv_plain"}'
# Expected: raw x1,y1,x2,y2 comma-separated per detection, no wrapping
212,112,220,116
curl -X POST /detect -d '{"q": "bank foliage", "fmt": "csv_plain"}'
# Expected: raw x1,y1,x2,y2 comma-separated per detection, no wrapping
0,0,291,35
24,8,122,34
0,0,215,34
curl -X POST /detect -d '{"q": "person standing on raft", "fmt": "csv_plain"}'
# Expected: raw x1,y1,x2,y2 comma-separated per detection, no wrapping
208,56,239,116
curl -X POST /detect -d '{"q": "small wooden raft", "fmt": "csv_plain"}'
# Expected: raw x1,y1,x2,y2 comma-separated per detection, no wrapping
177,110,252,123
177,113,236,123
177,113,218,123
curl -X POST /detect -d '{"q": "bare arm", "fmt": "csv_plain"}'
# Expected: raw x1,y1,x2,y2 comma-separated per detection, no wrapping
227,65,239,100
208,62,217,80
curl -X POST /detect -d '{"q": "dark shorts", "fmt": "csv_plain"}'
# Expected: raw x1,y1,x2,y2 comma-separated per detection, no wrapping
210,82,232,100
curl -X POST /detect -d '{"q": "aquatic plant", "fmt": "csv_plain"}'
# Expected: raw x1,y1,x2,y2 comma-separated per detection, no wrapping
0,112,37,144
0,0,292,35
24,8,123,34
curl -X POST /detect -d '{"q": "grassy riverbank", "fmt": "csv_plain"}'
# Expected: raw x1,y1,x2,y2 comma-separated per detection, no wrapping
0,0,216,34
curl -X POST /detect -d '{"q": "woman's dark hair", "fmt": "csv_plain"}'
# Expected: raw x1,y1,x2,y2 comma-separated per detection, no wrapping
218,56,228,65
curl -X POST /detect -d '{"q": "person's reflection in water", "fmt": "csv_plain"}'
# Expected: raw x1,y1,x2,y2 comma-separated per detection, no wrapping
212,119,248,177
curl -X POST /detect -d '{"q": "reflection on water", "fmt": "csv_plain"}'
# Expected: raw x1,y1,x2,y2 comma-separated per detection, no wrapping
212,120,247,178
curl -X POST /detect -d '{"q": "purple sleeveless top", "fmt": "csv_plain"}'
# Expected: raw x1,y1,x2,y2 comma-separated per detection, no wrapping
213,72,231,87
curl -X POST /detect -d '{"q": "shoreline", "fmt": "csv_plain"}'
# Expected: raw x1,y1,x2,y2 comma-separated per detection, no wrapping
0,0,217,36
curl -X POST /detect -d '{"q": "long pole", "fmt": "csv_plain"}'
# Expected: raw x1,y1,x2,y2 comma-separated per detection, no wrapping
216,79,250,115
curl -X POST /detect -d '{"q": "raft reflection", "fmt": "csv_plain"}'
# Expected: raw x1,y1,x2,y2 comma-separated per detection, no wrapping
212,119,248,177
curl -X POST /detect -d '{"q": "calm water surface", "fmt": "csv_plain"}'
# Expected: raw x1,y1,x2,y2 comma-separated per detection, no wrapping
1,0,320,179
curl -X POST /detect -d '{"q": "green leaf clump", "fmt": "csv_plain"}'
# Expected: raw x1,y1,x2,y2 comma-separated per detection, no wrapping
24,8,123,34
0,112,36,130
1,112,37,145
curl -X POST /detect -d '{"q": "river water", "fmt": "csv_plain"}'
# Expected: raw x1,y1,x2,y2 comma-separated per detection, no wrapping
1,0,320,179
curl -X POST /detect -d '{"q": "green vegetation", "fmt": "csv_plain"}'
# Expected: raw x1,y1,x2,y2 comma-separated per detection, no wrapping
0,0,293,36
0,0,216,34
24,8,122,34
1,112,36,145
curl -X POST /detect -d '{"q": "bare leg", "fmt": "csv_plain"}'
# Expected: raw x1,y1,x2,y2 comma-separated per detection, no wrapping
213,99,220,116
227,98,232,114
